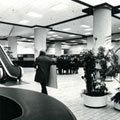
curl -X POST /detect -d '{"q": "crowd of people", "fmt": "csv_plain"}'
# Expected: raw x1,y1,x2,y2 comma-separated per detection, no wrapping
56,55,83,74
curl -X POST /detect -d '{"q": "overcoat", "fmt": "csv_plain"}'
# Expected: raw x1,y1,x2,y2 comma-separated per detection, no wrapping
34,56,53,84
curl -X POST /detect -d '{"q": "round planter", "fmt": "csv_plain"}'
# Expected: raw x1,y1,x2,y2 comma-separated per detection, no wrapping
114,102,120,111
83,93,108,108
105,76,113,82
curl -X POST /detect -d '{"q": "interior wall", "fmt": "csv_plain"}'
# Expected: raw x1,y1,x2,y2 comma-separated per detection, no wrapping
47,48,55,55
17,42,34,54
47,47,64,55
69,45,87,54
0,40,8,46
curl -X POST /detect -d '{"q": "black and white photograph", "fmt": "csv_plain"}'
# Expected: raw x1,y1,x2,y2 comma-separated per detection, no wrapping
0,0,120,120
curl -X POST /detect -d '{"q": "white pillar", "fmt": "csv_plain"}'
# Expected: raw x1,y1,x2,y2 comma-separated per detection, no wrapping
93,5,112,52
87,37,94,50
55,42,61,56
34,28,48,58
8,36,17,58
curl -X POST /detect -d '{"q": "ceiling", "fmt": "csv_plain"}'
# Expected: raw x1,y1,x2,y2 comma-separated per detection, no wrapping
0,0,120,46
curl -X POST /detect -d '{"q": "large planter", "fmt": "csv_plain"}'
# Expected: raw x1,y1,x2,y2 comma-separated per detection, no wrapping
114,102,120,111
83,93,108,108
105,76,113,82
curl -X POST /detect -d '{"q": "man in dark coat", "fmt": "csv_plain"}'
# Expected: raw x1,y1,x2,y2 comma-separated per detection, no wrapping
34,51,54,95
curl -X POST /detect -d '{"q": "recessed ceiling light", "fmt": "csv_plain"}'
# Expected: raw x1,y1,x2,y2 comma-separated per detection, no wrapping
57,36,63,39
81,25,90,28
49,38,55,40
62,28,71,31
69,35,76,37
52,34,58,37
27,39,33,42
51,3,68,11
84,28,93,31
114,38,120,40
21,38,27,40
30,36,34,38
19,20,29,24
70,40,76,42
48,31,55,34
62,42,66,44
27,12,43,18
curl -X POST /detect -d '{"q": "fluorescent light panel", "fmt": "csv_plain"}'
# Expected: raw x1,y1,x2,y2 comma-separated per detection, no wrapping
49,38,55,40
52,34,59,37
21,38,27,40
81,25,90,28
57,36,63,38
19,20,29,24
69,35,76,37
114,38,120,40
62,28,71,31
70,40,76,42
48,31,55,34
30,36,34,38
27,12,43,18
84,28,93,31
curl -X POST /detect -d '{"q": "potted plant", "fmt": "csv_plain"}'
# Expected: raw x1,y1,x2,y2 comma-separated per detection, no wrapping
105,49,119,81
111,88,120,111
82,47,112,108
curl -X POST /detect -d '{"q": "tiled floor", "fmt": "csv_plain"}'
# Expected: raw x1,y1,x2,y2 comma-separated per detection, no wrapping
0,67,120,120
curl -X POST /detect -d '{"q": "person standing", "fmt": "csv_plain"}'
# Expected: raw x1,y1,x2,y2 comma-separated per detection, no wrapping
34,51,54,95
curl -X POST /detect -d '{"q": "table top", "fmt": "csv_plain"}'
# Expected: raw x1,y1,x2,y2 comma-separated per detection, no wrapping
0,87,77,120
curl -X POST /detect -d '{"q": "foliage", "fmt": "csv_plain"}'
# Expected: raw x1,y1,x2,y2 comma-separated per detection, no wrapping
111,91,120,104
105,53,119,77
82,46,119,96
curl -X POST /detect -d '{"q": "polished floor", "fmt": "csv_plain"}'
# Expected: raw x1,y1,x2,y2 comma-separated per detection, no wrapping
0,68,120,120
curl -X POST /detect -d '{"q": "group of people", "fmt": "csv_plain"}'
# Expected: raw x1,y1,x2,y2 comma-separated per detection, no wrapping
56,55,82,74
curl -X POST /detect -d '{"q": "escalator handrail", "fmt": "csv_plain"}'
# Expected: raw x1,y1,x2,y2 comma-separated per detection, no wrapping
0,45,20,78
0,58,17,78
0,45,14,65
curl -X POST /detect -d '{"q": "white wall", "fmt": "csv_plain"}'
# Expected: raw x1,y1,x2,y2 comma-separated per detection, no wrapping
69,45,87,54
47,48,55,55
17,42,34,54
47,47,64,55
0,40,8,46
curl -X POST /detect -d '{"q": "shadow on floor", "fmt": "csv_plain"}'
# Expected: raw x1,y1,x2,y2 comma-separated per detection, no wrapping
1,80,29,86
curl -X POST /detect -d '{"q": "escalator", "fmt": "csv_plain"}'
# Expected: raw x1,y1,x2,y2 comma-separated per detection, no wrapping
0,45,22,81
